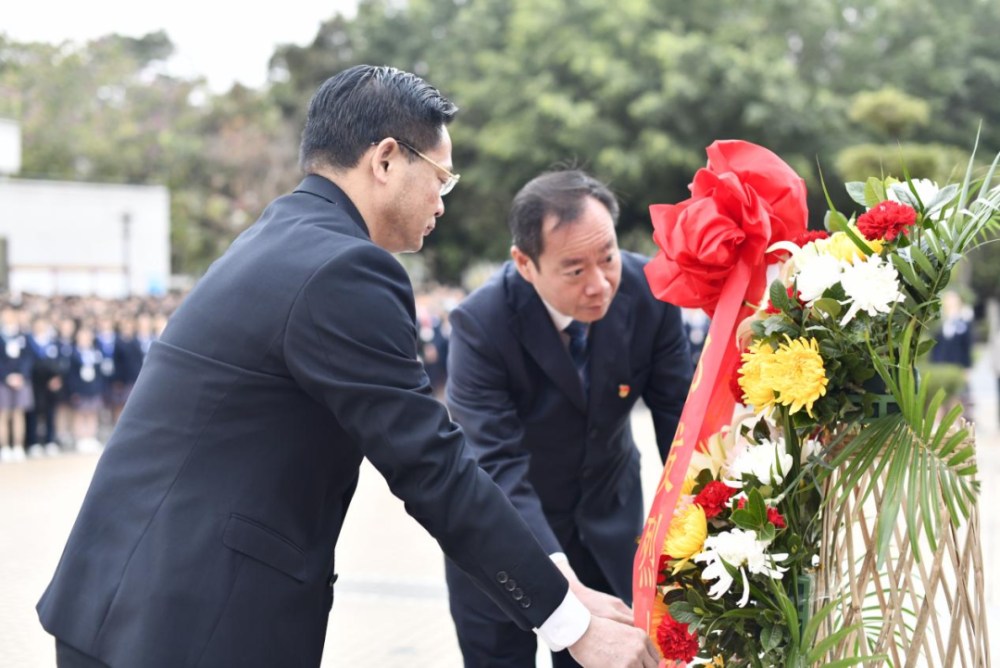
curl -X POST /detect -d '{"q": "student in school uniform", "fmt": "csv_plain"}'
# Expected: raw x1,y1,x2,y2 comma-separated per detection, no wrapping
94,318,118,429
67,327,104,454
135,314,156,361
111,317,144,419
54,318,77,448
25,315,63,457
0,306,35,463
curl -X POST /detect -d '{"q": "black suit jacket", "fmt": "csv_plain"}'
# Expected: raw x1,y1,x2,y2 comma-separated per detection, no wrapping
37,176,567,668
445,256,692,597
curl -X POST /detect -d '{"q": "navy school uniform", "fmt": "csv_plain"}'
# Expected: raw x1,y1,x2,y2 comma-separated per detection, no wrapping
95,333,117,403
67,347,105,409
26,333,61,444
55,337,77,406
113,336,145,387
0,330,35,412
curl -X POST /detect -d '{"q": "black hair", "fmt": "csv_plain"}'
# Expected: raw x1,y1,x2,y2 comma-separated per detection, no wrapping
509,170,619,266
300,65,458,172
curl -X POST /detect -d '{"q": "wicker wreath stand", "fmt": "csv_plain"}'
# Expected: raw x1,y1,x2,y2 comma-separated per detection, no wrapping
813,421,990,667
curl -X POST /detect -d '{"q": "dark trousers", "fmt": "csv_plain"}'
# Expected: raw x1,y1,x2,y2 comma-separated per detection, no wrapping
26,403,56,445
445,529,620,668
55,639,111,668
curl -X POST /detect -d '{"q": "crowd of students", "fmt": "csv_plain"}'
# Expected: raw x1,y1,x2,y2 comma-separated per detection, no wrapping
0,293,181,462
0,286,468,463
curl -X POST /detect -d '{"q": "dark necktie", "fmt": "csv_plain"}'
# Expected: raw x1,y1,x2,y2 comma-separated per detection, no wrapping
563,320,590,398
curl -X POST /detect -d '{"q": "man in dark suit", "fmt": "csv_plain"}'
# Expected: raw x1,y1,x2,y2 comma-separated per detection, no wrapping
37,67,660,668
444,171,693,667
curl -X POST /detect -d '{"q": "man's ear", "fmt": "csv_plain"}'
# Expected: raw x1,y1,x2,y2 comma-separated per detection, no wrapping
511,246,536,284
369,138,399,186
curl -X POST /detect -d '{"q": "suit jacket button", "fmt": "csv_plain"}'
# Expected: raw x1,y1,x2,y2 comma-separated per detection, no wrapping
505,579,517,592
512,588,523,601
520,597,532,609
497,571,509,584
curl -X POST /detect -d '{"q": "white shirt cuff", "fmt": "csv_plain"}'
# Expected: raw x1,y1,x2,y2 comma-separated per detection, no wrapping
533,588,591,652
548,552,569,565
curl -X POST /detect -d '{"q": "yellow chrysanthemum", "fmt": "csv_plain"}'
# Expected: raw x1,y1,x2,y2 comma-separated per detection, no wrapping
712,656,726,667
680,475,697,497
663,503,708,561
763,336,829,417
738,341,777,415
825,228,884,265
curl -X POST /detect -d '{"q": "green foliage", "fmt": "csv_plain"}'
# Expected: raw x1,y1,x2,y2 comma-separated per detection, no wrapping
836,143,971,184
3,0,1000,282
848,87,931,139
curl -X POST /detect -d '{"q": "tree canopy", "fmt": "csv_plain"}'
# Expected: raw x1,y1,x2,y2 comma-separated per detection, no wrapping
2,0,999,297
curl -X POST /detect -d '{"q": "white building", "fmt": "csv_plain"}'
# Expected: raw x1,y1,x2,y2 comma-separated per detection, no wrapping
0,119,170,297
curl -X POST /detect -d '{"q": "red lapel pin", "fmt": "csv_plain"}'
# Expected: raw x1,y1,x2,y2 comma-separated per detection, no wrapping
618,384,630,399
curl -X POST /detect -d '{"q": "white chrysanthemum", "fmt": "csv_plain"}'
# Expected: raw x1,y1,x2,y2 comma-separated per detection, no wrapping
794,253,843,305
694,529,789,606
888,178,940,209
789,239,827,273
800,437,822,464
839,254,905,326
724,438,794,488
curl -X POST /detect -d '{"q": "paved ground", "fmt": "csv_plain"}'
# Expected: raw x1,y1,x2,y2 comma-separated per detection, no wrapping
2,353,998,667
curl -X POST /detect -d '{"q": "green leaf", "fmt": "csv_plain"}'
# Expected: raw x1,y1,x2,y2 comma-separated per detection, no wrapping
876,429,912,566
769,279,792,313
812,298,842,319
667,601,701,626
819,657,889,668
731,509,762,532
889,182,920,210
845,181,868,207
898,148,926,211
818,161,850,232
864,176,887,208
806,623,864,664
763,316,800,338
910,246,938,281
890,254,930,299
916,337,937,359
748,488,768,526
760,522,776,543
760,624,782,651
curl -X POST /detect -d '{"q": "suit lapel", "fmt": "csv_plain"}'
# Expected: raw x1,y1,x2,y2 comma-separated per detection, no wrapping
507,270,588,413
587,290,634,416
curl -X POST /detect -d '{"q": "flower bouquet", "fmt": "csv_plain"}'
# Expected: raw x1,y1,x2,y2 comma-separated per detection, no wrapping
639,134,1000,666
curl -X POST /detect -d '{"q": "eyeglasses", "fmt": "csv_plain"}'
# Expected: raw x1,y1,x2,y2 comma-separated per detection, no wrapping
371,139,461,196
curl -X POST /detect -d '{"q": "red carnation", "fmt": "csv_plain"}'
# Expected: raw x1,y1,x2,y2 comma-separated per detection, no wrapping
694,481,738,519
765,285,800,314
737,497,746,510
730,366,746,403
656,611,700,663
792,229,829,247
857,201,917,242
657,553,671,585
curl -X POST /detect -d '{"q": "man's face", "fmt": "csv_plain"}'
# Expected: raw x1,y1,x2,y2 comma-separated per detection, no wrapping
377,128,452,254
513,197,622,323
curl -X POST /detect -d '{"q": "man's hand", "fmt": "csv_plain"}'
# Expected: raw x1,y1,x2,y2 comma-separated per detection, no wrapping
554,559,632,625
5,373,23,390
573,583,633,625
568,615,661,668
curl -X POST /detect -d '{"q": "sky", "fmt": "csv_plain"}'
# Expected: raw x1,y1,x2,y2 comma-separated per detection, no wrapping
3,1,359,92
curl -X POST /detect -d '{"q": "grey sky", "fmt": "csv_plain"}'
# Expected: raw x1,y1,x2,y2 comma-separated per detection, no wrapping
4,1,359,92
